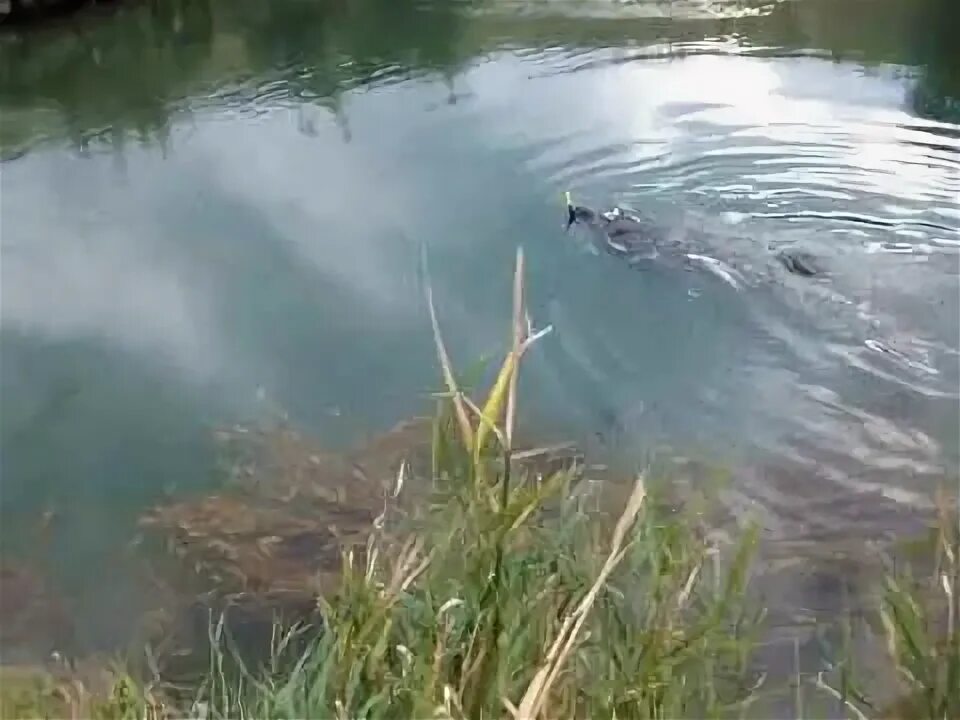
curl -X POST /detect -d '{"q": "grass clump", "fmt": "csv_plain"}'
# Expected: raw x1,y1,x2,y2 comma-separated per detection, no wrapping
185,249,763,719
874,498,960,720
0,663,165,720
4,250,955,719
804,494,960,720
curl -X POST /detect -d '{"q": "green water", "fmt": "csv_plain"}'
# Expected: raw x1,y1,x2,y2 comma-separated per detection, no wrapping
1,0,958,658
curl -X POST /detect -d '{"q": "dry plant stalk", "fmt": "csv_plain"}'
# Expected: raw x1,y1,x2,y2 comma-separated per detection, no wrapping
424,246,550,463
423,249,474,451
505,247,525,449
515,473,647,719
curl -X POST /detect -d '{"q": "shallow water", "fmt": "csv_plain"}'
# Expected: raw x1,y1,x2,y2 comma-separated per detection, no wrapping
1,0,958,656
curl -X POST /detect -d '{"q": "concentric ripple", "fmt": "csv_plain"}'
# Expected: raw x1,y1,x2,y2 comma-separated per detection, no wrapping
465,34,959,533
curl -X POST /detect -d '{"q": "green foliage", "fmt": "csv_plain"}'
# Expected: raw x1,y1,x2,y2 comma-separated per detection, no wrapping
188,442,762,719
0,665,163,720
179,250,762,719
876,501,960,720
7,251,951,719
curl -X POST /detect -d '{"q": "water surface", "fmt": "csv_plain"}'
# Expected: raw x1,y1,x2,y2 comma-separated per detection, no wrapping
1,0,958,657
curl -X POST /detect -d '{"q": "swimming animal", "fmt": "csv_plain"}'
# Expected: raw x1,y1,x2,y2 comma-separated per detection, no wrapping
565,193,662,265
564,192,821,280
774,249,820,277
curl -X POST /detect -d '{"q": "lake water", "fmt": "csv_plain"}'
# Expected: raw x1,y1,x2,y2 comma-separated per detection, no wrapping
1,0,958,660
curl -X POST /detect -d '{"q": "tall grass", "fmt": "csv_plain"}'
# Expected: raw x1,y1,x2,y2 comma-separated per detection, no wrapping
4,250,955,720
874,497,959,720
0,663,166,720
182,248,762,719
804,494,959,720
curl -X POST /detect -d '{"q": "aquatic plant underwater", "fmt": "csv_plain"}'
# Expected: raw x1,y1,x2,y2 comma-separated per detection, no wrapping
1,250,956,720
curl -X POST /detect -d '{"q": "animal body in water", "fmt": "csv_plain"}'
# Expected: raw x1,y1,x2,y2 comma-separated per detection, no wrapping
565,195,662,265
774,249,819,277
564,192,821,283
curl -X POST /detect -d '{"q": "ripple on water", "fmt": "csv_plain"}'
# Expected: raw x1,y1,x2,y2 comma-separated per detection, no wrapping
508,40,958,524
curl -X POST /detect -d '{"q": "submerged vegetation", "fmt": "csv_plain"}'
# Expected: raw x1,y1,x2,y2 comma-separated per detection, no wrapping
160,250,763,720
2,251,957,719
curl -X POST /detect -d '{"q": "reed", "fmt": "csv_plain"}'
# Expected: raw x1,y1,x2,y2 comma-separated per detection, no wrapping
6,250,953,720
177,247,762,719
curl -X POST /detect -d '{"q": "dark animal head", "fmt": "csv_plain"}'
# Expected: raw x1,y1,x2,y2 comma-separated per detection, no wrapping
564,191,597,229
